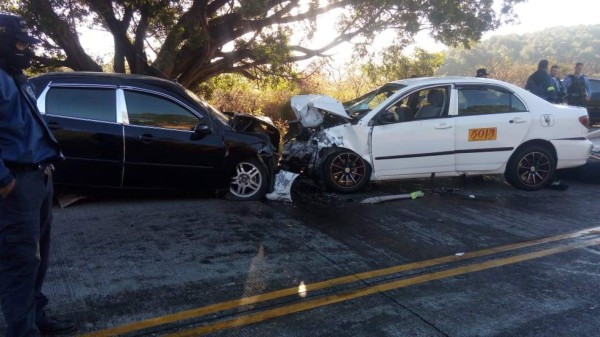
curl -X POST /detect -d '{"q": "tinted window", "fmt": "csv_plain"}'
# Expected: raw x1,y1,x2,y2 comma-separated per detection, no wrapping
125,90,200,131
458,87,526,116
46,87,116,122
590,79,600,95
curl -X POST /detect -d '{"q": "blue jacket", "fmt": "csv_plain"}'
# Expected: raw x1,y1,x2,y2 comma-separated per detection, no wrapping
0,68,62,188
525,70,555,101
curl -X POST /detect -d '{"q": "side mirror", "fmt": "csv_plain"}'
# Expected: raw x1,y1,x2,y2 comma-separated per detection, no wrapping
377,111,397,124
192,121,212,139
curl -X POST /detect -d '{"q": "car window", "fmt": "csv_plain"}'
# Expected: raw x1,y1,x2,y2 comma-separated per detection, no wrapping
590,79,600,99
125,90,200,131
457,86,527,116
183,87,229,124
46,87,116,122
412,87,449,119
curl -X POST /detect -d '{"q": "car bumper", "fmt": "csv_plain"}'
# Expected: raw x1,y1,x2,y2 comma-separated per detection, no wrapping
552,138,593,169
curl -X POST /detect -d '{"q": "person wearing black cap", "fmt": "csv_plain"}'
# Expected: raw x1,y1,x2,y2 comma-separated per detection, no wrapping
0,13,74,337
475,68,489,78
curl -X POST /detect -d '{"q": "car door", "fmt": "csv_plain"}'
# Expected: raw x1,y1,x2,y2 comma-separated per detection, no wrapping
121,88,226,190
454,85,531,171
370,86,455,177
39,85,124,187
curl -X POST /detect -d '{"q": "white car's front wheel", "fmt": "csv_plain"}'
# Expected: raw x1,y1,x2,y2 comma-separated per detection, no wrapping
322,149,371,193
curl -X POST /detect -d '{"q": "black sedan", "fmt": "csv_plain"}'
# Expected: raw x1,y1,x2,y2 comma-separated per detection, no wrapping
31,72,280,201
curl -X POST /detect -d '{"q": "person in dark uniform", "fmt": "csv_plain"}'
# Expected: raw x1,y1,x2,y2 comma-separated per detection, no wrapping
525,59,556,102
0,13,75,337
563,62,591,106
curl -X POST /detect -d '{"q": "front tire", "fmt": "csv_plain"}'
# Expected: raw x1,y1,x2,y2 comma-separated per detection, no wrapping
322,149,371,193
505,145,556,191
227,159,269,201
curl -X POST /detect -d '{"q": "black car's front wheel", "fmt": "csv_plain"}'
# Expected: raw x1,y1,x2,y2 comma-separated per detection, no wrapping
322,149,371,193
505,144,556,191
227,158,268,201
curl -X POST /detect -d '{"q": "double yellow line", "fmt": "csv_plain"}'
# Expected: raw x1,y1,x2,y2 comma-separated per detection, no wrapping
81,226,600,337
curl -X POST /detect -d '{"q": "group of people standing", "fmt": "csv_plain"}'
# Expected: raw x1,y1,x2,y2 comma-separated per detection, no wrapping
476,62,592,107
525,60,592,106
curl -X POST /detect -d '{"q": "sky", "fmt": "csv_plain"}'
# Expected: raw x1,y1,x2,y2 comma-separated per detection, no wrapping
316,0,600,60
80,0,600,64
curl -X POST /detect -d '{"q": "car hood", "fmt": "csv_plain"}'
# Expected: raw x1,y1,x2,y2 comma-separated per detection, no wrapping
229,113,280,149
291,95,351,128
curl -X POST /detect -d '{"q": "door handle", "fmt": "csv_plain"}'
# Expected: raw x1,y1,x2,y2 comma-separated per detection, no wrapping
510,117,526,124
46,122,63,130
139,134,155,144
435,123,453,129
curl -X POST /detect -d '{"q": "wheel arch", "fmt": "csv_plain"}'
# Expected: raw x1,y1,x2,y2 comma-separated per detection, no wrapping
511,139,557,163
224,145,276,191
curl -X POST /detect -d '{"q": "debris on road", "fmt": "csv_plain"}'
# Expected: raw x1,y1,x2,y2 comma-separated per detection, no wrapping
56,193,87,208
360,191,424,204
266,170,300,203
433,188,497,202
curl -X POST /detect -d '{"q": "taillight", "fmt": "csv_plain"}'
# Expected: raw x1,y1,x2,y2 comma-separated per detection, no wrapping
579,115,589,128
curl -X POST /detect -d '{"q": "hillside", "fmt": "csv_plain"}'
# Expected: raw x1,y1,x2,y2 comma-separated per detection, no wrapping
437,24,600,82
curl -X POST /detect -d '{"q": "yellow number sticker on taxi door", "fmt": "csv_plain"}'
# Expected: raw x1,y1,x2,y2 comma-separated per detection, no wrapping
468,127,497,141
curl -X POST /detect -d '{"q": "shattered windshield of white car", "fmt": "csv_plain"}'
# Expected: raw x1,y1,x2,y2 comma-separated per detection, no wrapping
344,83,407,117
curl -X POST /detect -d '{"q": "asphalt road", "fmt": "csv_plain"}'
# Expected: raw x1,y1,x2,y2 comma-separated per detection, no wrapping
1,156,599,337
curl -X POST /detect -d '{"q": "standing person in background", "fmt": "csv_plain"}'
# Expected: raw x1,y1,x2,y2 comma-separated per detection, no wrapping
525,59,556,102
563,62,591,106
0,13,75,337
550,65,565,103
475,68,489,78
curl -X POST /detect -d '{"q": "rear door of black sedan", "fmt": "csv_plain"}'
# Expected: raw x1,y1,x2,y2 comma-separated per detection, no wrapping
38,85,124,187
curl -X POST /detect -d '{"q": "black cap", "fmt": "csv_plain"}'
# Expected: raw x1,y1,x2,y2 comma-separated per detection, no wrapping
0,13,41,44
476,68,489,77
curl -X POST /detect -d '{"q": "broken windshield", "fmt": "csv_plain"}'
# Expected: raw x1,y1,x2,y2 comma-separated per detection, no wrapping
344,83,407,117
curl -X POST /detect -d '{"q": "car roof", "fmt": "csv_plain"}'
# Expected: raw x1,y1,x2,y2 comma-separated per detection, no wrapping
31,71,186,93
389,76,510,86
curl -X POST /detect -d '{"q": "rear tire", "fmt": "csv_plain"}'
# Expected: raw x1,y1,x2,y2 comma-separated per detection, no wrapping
322,149,371,193
226,158,269,201
505,145,556,191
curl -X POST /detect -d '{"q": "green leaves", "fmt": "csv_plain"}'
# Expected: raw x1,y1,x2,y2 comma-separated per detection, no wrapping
14,0,523,86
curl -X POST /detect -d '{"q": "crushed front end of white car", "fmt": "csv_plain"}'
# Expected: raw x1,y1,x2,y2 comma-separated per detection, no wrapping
280,95,374,192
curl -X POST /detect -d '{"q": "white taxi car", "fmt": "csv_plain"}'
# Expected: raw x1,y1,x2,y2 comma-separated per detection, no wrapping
280,77,592,192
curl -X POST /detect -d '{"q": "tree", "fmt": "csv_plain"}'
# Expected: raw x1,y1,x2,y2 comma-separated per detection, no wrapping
4,0,525,88
363,47,445,84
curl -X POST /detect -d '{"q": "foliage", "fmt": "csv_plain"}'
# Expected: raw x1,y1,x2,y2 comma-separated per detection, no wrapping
4,0,523,89
363,47,445,85
438,24,600,81
198,48,445,125
198,73,301,122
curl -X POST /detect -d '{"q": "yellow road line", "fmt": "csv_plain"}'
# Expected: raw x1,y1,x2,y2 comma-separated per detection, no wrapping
166,238,600,337
80,226,600,337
